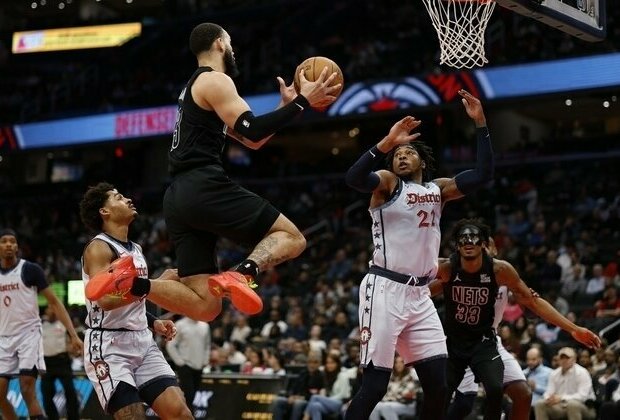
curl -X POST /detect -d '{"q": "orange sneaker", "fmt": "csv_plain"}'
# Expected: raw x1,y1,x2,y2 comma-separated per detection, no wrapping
85,255,137,301
208,271,263,315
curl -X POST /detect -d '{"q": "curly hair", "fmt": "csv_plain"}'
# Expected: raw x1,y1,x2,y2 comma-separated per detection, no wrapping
451,218,492,246
190,23,224,57
79,182,115,232
385,141,436,182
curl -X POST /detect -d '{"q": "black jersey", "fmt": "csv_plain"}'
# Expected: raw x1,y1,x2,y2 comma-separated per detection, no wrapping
443,253,498,342
169,67,228,176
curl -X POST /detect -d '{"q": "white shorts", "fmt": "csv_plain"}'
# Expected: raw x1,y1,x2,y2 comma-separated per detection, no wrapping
457,337,525,394
84,328,176,412
358,273,447,370
0,326,45,376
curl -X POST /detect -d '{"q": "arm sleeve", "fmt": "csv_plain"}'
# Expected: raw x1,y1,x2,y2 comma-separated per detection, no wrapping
22,261,49,291
345,146,386,192
233,95,309,142
454,126,494,195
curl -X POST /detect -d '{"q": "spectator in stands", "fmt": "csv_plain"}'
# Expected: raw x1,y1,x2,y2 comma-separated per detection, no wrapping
165,316,211,412
523,347,552,407
264,348,287,376
369,355,418,420
326,248,352,282
578,349,595,374
585,264,606,296
539,249,563,291
595,286,620,322
229,314,252,344
503,292,525,323
241,346,268,374
599,382,620,420
307,325,327,355
286,309,309,342
534,347,596,420
272,352,324,420
302,353,353,420
261,309,288,339
536,321,561,345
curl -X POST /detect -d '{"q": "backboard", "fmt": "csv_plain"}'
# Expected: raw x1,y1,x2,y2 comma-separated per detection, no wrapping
495,0,606,41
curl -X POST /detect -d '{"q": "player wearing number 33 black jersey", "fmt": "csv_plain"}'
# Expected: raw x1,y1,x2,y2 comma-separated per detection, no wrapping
431,219,601,420
343,90,494,420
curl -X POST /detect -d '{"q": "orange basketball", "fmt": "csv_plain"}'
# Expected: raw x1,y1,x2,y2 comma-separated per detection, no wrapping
293,56,344,107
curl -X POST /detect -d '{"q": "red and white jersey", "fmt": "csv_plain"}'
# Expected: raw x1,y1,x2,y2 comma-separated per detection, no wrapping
369,180,442,278
0,259,42,335
82,233,148,331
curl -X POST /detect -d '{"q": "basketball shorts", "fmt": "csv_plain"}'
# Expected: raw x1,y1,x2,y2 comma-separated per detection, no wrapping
163,165,281,276
358,272,447,370
0,326,45,377
84,328,177,413
457,336,526,394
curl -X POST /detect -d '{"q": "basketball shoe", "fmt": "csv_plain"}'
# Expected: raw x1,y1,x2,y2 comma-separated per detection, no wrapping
85,255,137,301
207,271,263,315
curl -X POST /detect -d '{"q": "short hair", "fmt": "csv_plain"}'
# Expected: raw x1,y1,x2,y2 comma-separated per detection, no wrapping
385,141,436,182
451,218,491,245
79,182,115,232
189,23,224,56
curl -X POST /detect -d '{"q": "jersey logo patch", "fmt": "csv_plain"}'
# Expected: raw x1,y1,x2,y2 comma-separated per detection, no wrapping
480,274,491,283
360,327,372,344
454,274,461,282
93,360,110,380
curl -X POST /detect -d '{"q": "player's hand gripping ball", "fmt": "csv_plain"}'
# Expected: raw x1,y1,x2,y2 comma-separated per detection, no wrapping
293,56,344,108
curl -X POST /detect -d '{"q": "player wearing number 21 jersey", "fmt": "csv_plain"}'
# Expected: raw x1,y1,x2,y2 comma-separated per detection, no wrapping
344,89,494,420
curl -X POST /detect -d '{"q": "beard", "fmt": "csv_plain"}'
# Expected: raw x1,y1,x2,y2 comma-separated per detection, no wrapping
224,48,239,78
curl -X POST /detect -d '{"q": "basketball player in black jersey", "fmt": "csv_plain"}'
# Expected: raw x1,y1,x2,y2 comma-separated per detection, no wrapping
86,23,340,319
431,219,601,420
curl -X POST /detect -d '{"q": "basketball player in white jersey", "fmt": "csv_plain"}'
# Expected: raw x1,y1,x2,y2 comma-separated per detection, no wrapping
0,228,83,420
79,183,193,419
344,89,495,420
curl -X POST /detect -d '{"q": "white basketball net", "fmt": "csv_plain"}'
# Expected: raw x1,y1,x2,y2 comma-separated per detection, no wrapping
422,0,497,69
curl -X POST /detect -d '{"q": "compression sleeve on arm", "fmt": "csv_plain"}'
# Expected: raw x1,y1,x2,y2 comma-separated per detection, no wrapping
345,146,386,193
454,126,494,195
233,95,310,142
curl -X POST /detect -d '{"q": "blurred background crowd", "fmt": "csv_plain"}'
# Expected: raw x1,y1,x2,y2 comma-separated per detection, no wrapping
0,0,619,419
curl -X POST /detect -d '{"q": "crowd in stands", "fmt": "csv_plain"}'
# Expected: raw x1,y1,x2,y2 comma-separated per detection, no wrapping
0,0,619,123
1,152,619,418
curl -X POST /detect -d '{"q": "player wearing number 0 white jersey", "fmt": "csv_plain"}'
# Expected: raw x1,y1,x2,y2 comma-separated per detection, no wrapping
344,90,495,420
0,228,83,420
79,183,192,420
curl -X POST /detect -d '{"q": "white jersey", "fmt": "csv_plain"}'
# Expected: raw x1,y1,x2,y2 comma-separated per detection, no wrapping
0,259,42,335
370,180,442,277
493,285,508,330
82,233,148,331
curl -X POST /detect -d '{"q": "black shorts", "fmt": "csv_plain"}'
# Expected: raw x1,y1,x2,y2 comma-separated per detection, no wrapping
446,334,503,392
163,166,280,277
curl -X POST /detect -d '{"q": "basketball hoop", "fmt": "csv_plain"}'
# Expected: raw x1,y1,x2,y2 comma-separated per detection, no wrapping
422,0,497,69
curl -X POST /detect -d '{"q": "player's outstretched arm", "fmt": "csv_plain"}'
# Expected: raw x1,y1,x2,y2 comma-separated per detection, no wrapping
496,259,601,349
345,116,421,193
436,90,494,203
